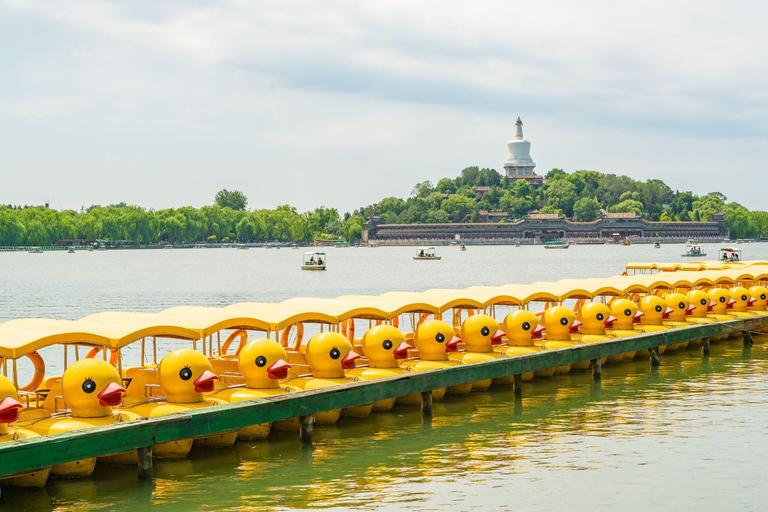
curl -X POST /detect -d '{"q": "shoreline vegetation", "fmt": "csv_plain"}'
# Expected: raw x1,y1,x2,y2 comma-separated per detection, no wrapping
2,169,767,247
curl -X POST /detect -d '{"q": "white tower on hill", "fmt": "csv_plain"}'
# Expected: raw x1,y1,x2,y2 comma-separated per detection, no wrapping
503,117,543,185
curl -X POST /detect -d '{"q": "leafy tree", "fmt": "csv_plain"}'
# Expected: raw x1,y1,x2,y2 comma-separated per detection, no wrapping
436,178,457,194
214,189,248,211
573,198,601,222
441,195,476,222
609,199,644,215
410,181,434,198
546,168,566,180
545,179,578,217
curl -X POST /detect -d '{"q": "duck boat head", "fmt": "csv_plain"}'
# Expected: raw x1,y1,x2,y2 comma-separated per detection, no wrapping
238,339,291,389
360,325,412,369
460,314,505,353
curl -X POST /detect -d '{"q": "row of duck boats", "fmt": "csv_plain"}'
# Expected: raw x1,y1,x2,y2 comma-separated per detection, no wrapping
1,264,767,487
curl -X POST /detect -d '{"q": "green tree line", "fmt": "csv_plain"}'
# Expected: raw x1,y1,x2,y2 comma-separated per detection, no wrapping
3,168,767,246
0,200,360,246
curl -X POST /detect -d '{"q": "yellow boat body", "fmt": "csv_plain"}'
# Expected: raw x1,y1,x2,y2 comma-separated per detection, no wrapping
212,387,293,440
346,367,408,411
0,430,51,487
287,376,373,420
448,352,504,389
400,360,472,395
122,398,235,453
606,329,639,359
24,412,141,477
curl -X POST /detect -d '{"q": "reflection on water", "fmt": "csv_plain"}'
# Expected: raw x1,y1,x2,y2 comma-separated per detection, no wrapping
1,342,765,510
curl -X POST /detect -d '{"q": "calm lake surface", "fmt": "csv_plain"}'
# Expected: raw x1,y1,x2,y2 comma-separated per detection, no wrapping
1,243,767,510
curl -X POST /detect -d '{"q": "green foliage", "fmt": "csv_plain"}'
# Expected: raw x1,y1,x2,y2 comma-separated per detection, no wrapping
214,189,248,211
342,215,365,242
545,179,578,217
441,195,476,222
609,199,644,215
573,197,601,222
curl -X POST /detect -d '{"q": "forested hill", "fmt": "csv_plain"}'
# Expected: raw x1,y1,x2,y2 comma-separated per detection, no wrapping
350,167,767,239
1,168,766,246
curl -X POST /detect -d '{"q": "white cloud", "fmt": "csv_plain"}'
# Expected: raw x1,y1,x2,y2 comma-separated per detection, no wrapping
0,0,766,211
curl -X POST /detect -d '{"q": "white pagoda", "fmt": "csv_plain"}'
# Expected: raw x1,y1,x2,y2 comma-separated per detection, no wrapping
503,117,543,185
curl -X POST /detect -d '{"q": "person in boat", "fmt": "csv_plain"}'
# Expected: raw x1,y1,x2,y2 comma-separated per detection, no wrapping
419,250,424,257
732,253,739,261
309,256,315,265
318,257,323,265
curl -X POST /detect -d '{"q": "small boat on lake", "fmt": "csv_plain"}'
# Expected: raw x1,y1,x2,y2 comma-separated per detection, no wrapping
414,247,441,260
719,247,741,262
654,242,661,249
67,247,76,253
544,240,569,249
681,240,706,257
301,251,326,270
459,244,467,251
28,247,43,254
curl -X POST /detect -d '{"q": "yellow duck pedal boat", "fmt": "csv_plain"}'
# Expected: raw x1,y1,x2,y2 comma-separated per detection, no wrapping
400,320,472,395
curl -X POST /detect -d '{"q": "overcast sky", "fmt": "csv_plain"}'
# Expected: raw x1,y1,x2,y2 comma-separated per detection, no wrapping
1,1,766,213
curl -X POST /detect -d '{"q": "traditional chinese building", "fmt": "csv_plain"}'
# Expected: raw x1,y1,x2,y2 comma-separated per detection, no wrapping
363,212,729,244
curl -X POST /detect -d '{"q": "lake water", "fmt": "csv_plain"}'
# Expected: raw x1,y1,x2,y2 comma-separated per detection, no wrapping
1,243,766,510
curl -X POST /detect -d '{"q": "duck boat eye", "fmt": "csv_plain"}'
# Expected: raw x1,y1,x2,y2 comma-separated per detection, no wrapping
82,379,96,394
560,318,568,326
701,299,707,305
179,367,193,380
329,348,341,359
624,309,632,316
655,305,662,312
382,340,393,350
255,356,267,367
596,313,604,321
522,322,530,331
435,333,445,343
481,327,490,336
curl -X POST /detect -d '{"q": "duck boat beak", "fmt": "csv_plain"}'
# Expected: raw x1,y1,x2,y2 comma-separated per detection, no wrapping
194,370,218,393
685,304,696,315
0,396,23,423
490,330,505,345
341,351,360,369
97,382,126,407
531,324,546,339
662,307,673,319
445,336,461,353
726,299,736,309
267,359,290,380
748,297,757,306
632,311,644,323
393,342,412,360
569,320,582,333
707,301,716,312
604,315,617,328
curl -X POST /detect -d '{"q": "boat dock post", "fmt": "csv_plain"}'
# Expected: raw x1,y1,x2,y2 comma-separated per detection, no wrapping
649,347,661,366
137,445,153,479
591,359,601,380
702,337,710,356
300,415,314,447
421,391,433,416
513,374,523,396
